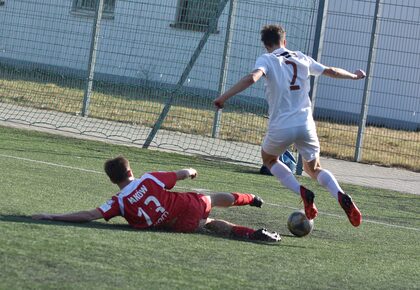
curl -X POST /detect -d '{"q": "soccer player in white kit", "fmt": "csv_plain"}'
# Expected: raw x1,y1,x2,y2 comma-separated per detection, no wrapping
214,24,365,227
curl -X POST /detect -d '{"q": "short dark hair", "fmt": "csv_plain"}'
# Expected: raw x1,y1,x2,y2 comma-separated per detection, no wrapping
260,24,286,47
104,156,131,184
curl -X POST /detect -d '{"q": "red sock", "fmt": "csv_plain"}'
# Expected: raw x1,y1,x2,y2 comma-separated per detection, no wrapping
231,192,254,206
231,226,256,239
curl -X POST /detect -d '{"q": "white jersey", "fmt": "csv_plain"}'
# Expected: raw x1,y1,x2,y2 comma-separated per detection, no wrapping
254,48,326,132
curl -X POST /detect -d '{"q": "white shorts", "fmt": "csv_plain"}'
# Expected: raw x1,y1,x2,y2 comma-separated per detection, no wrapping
262,125,320,162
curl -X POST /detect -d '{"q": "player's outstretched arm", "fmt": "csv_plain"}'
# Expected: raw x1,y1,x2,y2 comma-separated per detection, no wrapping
323,67,366,80
175,168,197,181
214,69,264,109
32,209,103,223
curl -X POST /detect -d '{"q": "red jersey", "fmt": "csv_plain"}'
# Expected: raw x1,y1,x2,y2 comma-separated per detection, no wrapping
97,172,203,230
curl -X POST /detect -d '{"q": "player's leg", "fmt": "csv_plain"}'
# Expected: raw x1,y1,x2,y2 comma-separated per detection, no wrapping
304,157,362,227
207,192,263,208
261,149,302,195
262,131,318,219
174,195,279,241
303,157,342,199
200,218,281,242
296,127,345,197
298,130,362,227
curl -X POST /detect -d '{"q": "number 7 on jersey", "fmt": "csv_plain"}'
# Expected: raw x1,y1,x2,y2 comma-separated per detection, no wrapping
285,60,300,91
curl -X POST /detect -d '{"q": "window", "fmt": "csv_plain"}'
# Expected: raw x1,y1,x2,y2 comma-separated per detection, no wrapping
72,0,116,18
171,0,220,32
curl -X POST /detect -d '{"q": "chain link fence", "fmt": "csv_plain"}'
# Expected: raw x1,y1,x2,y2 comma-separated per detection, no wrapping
313,0,419,171
0,0,418,171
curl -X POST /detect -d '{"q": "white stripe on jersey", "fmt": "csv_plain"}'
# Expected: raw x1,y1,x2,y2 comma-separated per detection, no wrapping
116,173,166,215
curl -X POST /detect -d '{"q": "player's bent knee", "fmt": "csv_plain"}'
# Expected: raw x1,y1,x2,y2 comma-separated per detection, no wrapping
261,151,278,168
264,159,277,168
203,219,232,236
199,218,212,230
210,192,234,207
303,163,318,179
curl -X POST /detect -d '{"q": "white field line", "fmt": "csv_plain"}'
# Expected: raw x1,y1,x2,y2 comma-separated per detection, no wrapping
265,202,420,232
0,154,102,174
1,153,419,233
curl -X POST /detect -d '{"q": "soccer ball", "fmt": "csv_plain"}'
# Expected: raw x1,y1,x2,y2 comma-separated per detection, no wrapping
287,210,314,237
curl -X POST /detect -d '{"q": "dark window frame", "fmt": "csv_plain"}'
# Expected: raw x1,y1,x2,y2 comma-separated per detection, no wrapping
71,0,116,19
170,0,220,33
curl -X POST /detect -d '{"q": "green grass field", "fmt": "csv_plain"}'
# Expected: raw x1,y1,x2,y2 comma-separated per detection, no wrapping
0,126,419,289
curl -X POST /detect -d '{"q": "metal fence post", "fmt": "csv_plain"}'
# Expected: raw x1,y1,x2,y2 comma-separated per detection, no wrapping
309,0,328,109
81,0,104,117
354,0,382,161
212,0,237,138
143,0,229,149
296,0,328,175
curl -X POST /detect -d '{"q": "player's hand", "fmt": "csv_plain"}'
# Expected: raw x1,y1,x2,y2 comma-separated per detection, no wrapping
32,214,53,220
188,168,197,179
354,69,366,80
214,97,225,109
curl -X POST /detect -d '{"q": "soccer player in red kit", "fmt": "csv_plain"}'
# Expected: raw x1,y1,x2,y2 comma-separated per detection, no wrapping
32,156,281,242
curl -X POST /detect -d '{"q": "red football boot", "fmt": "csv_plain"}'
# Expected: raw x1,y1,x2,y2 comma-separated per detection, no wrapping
300,186,318,220
338,192,362,227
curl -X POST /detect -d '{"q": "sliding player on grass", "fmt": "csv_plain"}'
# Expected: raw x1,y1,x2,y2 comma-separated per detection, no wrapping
32,156,281,242
214,24,364,227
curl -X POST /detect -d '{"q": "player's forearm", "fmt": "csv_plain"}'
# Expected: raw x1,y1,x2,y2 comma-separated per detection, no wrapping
33,210,98,223
220,74,256,101
50,211,95,222
214,70,263,109
323,67,357,79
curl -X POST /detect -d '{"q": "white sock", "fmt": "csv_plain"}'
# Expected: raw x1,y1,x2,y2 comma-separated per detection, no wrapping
317,169,343,199
270,161,301,195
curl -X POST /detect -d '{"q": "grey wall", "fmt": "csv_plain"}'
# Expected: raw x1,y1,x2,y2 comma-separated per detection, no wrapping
315,0,419,127
0,0,313,90
0,0,418,129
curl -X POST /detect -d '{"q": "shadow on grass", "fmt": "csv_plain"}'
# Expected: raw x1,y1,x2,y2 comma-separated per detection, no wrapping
232,168,262,175
195,230,309,248
0,214,309,247
0,214,135,232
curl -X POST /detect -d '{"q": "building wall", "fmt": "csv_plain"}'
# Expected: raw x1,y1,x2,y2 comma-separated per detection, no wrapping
0,0,418,128
0,0,315,89
0,0,92,70
315,0,419,127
